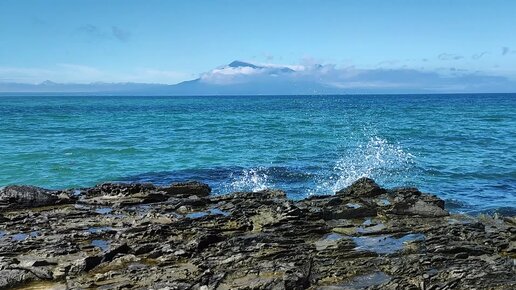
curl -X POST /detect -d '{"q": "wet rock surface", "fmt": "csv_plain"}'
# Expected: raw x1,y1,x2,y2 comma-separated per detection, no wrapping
0,185,75,210
0,179,514,289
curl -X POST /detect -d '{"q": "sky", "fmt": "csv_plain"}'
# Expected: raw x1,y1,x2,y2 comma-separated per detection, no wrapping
1,0,516,88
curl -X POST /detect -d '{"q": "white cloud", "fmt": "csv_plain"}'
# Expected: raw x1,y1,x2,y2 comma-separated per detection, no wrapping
200,66,265,84
255,63,306,71
196,60,516,92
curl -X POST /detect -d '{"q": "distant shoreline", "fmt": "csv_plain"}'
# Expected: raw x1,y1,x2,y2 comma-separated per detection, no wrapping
1,92,516,97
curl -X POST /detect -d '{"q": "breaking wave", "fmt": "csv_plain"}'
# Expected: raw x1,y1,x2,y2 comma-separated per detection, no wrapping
223,167,271,193
215,136,417,197
310,136,417,195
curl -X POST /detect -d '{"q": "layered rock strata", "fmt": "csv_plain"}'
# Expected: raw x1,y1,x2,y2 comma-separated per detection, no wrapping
0,178,514,289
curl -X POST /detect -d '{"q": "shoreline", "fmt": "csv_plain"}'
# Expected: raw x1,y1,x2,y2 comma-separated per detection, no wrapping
1,178,515,289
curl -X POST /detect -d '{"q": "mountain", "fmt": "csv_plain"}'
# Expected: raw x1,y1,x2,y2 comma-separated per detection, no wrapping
227,60,260,69
0,61,341,95
1,60,515,95
166,61,340,95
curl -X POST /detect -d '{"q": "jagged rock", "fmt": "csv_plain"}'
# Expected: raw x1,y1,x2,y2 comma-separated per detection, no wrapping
397,199,448,217
69,244,131,275
391,187,445,208
161,181,211,196
0,179,513,289
0,269,37,289
69,256,102,275
387,187,448,217
81,183,170,206
0,185,73,209
85,183,157,197
336,177,386,197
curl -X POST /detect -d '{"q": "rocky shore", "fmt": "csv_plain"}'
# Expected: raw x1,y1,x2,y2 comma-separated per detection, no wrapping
0,178,514,289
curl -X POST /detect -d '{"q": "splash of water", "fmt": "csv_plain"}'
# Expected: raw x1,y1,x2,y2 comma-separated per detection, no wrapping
311,136,416,195
215,136,416,197
223,167,270,193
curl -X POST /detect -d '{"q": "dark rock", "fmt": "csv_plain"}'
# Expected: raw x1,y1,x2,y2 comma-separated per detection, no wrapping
0,185,71,209
391,187,445,209
336,177,386,197
27,260,57,267
69,244,131,274
386,187,448,217
70,256,102,274
252,189,287,200
189,232,224,252
321,207,377,220
133,244,155,255
118,192,169,206
387,199,448,217
85,183,156,197
82,183,171,206
0,269,37,289
162,181,211,196
102,243,131,263
0,178,513,290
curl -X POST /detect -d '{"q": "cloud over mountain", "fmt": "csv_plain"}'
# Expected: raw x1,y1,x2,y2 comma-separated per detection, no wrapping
187,60,515,94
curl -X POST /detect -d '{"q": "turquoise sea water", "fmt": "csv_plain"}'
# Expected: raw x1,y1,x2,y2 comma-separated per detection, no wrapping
0,94,515,215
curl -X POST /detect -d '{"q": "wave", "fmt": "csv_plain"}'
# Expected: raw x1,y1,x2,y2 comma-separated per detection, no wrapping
223,167,270,193
118,136,417,197
308,136,417,195
214,136,417,196
114,135,514,215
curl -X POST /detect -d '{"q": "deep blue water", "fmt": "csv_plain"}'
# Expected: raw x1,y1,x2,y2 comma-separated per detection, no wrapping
0,94,514,215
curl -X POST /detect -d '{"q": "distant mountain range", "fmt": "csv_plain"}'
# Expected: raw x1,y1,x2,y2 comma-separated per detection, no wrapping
1,60,515,95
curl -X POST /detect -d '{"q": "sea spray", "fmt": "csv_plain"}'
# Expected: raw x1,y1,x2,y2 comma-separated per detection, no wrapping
225,167,270,192
311,136,417,195
219,136,417,196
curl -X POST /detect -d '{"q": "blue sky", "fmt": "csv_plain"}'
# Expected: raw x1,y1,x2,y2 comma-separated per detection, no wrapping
1,0,516,86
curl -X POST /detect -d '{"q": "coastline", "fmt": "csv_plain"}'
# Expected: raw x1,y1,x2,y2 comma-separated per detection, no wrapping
1,178,515,289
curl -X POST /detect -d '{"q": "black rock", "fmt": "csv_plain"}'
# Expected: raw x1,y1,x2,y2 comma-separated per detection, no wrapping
0,185,65,209
387,187,448,217
85,183,156,197
162,181,211,197
336,177,386,197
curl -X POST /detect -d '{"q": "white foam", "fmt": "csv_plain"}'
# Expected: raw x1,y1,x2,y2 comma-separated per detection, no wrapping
225,167,270,193
310,136,416,195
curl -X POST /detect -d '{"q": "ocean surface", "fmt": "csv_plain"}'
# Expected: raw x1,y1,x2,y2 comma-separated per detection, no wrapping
0,94,515,215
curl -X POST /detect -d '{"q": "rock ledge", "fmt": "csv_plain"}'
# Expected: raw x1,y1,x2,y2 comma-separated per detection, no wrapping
0,179,514,289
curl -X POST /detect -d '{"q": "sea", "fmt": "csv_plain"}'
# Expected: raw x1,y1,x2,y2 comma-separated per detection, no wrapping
0,94,514,215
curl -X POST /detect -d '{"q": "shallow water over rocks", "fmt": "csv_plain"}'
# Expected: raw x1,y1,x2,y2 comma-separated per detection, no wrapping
351,233,425,254
91,239,110,252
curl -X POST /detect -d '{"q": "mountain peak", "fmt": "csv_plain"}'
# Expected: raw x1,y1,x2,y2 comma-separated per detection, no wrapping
228,61,260,69
40,80,58,86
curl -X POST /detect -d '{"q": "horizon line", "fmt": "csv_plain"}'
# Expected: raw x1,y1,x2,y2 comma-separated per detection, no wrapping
1,92,516,97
